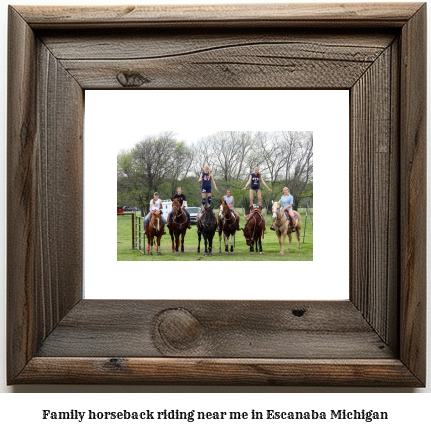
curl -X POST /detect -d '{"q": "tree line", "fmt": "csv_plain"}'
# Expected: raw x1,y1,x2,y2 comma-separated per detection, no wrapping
117,131,313,211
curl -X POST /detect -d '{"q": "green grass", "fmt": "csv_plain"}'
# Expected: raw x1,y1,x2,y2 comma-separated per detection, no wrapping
117,211,313,261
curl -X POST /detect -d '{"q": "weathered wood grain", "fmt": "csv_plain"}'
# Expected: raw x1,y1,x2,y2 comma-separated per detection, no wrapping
399,3,427,385
40,31,395,60
40,30,395,89
350,45,398,347
387,38,401,353
35,40,84,337
7,3,426,386
15,358,423,386
7,6,38,382
16,3,423,29
7,6,83,383
59,44,389,89
36,300,394,359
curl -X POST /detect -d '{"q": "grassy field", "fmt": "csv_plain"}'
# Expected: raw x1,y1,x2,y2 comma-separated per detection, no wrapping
117,210,313,261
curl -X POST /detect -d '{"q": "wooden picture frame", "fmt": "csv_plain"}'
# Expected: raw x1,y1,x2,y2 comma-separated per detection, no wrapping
7,3,426,386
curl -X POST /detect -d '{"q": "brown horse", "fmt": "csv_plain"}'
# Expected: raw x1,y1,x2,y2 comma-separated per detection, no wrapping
218,199,239,254
168,198,188,254
146,210,164,255
271,200,302,254
242,210,265,254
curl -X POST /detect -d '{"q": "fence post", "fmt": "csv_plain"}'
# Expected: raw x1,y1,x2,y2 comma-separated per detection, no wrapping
131,213,135,249
134,216,146,255
307,201,313,227
303,210,308,243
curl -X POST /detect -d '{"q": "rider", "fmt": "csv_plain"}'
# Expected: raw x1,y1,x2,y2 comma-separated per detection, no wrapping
144,192,166,233
167,186,191,229
242,166,272,211
198,164,218,210
223,189,240,230
272,186,296,232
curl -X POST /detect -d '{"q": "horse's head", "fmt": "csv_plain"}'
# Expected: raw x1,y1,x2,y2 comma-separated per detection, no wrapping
202,204,216,225
242,219,253,246
218,203,224,220
220,199,231,216
171,198,181,216
272,200,282,221
150,209,162,231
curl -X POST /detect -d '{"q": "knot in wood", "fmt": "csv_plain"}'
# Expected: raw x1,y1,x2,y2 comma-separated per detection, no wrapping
292,308,306,317
116,71,150,87
154,308,203,351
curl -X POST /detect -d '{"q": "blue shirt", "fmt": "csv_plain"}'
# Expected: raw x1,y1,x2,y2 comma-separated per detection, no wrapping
280,194,293,209
250,172,260,189
201,172,211,189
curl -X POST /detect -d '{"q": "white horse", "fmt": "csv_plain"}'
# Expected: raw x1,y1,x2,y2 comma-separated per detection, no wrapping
271,200,302,255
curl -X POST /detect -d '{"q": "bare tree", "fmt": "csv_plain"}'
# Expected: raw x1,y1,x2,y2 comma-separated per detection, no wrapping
206,131,254,182
168,141,194,197
117,131,313,209
279,131,313,208
191,137,217,178
133,132,178,203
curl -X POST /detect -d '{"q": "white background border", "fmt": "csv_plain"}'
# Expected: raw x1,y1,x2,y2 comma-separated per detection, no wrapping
84,90,349,300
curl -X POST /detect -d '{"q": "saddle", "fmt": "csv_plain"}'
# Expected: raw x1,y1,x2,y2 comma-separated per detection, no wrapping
284,211,298,220
246,209,263,221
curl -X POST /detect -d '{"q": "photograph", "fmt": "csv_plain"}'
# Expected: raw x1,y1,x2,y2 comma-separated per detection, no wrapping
117,131,313,261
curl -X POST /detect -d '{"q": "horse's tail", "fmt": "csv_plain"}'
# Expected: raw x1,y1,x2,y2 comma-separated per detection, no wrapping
294,210,302,229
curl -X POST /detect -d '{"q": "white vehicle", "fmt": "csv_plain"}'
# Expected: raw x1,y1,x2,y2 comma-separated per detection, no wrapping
161,199,172,215
187,207,201,224
161,199,188,213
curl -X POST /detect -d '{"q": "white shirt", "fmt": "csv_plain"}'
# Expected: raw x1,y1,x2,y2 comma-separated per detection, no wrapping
223,195,234,208
149,198,162,211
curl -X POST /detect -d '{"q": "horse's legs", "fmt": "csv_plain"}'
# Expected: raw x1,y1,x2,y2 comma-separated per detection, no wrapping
259,237,263,254
208,233,213,256
224,233,229,254
218,230,222,253
169,229,175,252
148,236,153,255
278,231,286,255
277,231,284,255
157,235,162,255
230,233,234,254
175,232,180,253
204,235,209,256
197,231,201,253
296,229,301,252
287,232,292,252
181,229,185,254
